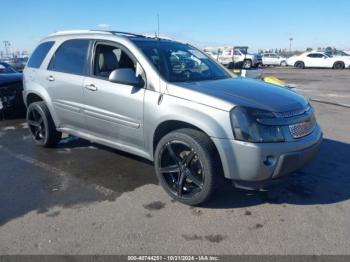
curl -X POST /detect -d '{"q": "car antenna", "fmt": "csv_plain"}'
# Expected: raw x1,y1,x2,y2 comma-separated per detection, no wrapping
157,13,160,39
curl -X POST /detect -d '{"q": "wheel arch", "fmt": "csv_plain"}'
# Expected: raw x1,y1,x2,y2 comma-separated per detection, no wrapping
24,89,60,127
153,120,205,154
26,93,44,106
294,60,305,67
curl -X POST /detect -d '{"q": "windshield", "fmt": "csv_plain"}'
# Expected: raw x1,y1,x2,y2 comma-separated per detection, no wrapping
236,48,248,55
336,51,350,56
0,62,17,73
132,40,231,83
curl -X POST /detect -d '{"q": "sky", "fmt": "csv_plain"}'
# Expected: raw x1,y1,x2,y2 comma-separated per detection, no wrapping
1,0,350,53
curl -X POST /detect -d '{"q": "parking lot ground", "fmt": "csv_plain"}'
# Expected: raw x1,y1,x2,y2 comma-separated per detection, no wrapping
262,67,350,107
0,68,350,255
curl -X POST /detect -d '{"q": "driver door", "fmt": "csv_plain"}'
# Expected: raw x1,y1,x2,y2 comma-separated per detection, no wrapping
83,41,146,149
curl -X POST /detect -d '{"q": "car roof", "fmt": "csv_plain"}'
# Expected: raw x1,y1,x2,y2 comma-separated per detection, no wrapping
305,51,326,55
45,30,178,44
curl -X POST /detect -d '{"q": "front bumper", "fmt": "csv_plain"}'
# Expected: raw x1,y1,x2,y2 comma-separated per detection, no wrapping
0,82,26,119
212,124,322,183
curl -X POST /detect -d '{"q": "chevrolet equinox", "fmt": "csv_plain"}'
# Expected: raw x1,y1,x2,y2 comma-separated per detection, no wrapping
23,30,322,205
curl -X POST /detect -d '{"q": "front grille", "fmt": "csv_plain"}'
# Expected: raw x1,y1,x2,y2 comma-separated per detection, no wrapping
279,106,310,118
289,115,316,138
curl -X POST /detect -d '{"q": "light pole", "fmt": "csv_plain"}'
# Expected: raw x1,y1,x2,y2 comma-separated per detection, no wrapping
289,37,293,53
3,41,11,57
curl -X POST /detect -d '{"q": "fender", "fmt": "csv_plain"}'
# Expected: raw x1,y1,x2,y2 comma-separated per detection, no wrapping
23,83,60,127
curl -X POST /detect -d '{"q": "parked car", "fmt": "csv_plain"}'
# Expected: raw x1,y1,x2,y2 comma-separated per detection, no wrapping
23,30,322,205
207,46,262,69
261,53,287,66
0,62,26,119
287,51,350,69
1,57,28,72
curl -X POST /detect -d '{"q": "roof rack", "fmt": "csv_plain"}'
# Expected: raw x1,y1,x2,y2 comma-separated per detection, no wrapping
91,30,146,38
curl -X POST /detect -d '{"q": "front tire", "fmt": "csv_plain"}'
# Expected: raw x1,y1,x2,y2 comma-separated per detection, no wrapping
27,102,62,147
154,128,221,206
242,59,252,69
333,61,345,69
294,61,305,69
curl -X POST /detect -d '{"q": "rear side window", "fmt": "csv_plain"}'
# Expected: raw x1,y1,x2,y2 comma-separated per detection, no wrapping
27,41,55,68
48,39,90,75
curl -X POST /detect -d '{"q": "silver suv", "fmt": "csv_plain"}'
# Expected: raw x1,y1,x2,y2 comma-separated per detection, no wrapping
23,30,322,205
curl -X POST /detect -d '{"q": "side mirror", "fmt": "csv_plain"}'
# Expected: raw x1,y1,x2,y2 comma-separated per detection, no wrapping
109,68,145,88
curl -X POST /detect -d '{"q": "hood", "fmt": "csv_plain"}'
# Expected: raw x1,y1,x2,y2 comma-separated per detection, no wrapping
0,73,23,87
167,77,308,112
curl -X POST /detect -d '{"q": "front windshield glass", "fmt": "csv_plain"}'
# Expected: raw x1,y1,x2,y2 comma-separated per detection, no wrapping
337,51,350,56
133,40,231,83
0,62,17,73
237,48,248,55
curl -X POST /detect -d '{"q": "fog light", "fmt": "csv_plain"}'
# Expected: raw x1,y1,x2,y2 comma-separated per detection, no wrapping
263,155,276,166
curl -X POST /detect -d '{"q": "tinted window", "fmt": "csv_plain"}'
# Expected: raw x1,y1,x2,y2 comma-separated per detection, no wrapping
308,53,324,58
49,39,90,75
27,41,55,68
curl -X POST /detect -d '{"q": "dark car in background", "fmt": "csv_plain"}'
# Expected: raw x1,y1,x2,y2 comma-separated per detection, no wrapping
325,50,350,57
0,62,26,119
1,57,28,72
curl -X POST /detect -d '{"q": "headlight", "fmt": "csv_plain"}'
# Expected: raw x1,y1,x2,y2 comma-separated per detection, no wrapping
230,106,284,142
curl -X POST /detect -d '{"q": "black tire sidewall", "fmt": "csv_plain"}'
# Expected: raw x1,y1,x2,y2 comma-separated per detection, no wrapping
243,60,252,69
154,129,216,206
27,102,50,146
295,62,304,69
334,62,344,69
27,102,61,147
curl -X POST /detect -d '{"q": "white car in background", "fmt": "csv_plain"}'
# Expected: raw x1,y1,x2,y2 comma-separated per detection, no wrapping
287,52,350,69
261,53,287,66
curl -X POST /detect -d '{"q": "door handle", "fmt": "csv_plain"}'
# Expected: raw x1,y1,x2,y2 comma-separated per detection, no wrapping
47,75,55,82
85,84,98,91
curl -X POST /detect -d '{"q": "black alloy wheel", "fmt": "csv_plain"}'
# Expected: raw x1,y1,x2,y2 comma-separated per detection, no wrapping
158,140,204,198
154,128,222,205
27,102,61,147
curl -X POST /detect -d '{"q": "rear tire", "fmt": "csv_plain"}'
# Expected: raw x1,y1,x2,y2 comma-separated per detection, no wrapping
294,61,305,69
27,102,62,147
154,128,222,206
333,61,345,69
242,59,252,69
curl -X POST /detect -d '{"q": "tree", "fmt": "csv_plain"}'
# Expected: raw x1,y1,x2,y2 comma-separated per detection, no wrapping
306,47,313,52
325,46,333,51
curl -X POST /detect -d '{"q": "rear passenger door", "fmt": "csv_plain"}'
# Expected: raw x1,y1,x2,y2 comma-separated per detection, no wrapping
83,41,145,149
46,39,90,130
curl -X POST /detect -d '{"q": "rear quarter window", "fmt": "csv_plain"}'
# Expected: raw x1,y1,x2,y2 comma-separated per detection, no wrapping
48,39,90,75
27,41,55,68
